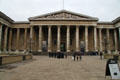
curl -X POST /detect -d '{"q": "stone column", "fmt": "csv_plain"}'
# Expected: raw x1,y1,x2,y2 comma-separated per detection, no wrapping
0,24,3,53
30,26,33,52
94,27,97,51
85,26,88,52
4,27,8,52
39,26,42,52
114,29,118,52
76,26,80,52
106,29,110,53
16,28,20,51
9,28,12,51
99,28,102,51
118,28,120,50
57,26,61,52
48,26,52,52
24,28,27,51
66,26,70,52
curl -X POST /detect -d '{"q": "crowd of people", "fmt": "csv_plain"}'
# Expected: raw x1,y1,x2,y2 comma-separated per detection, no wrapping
48,51,105,61
48,51,83,61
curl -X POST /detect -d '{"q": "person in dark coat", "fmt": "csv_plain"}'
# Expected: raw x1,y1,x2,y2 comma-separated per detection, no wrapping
100,51,103,60
73,52,76,61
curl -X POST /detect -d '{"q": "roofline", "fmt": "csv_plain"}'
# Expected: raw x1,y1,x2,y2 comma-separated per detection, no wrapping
98,21,113,25
13,21,30,24
29,9,99,21
29,18,98,21
112,17,120,24
0,11,14,23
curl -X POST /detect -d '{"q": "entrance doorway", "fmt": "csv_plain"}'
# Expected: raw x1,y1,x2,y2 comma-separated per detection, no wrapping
61,42,66,52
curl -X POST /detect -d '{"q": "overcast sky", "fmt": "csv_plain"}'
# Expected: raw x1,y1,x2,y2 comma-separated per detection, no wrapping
0,0,120,21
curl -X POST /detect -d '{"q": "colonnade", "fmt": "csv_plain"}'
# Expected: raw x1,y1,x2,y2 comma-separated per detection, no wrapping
0,23,119,53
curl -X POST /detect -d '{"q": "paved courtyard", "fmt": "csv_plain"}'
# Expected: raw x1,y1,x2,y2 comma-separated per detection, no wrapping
0,56,111,80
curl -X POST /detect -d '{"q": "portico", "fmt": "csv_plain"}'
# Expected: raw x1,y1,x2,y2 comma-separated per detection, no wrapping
0,10,120,54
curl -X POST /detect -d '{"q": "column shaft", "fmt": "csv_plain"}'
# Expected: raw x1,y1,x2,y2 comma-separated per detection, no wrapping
48,26,52,52
94,27,97,51
30,27,33,52
39,26,42,52
24,28,27,50
66,26,70,52
16,28,20,51
119,28,120,49
99,28,102,51
76,26,79,51
106,29,110,53
4,27,8,52
57,26,61,52
85,26,88,52
0,24,3,53
114,29,118,51
9,29,12,51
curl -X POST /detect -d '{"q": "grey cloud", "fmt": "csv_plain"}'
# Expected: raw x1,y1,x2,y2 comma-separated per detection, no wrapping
0,0,120,21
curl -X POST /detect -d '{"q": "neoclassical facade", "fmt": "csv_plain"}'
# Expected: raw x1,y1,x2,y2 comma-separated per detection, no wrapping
0,10,120,53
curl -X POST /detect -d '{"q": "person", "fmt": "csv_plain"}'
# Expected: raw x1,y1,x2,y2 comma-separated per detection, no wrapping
80,52,82,60
64,52,67,58
73,52,76,61
100,51,103,60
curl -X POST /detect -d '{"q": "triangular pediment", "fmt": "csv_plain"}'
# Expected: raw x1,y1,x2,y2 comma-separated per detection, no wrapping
29,10,98,21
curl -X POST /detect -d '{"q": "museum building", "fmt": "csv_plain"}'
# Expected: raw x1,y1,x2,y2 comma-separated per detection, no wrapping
0,10,120,53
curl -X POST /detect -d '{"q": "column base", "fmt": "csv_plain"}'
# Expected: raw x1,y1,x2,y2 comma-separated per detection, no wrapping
38,50,42,52
57,50,60,52
94,49,98,52
115,50,118,54
3,49,7,53
107,50,111,54
67,50,70,52
85,50,88,52
76,50,80,52
48,50,52,52
15,50,19,54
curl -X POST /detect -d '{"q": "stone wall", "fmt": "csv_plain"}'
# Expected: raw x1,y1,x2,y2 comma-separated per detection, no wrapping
0,54,32,65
